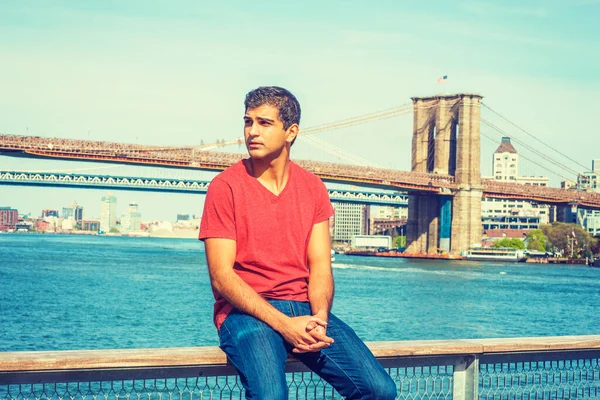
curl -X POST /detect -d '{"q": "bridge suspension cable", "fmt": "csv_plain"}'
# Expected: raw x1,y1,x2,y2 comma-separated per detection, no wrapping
481,103,591,173
301,135,384,168
116,103,416,152
290,102,427,168
480,130,572,181
298,103,414,136
481,118,581,178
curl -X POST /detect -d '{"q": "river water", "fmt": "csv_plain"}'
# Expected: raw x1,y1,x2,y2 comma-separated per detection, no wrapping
1,233,599,351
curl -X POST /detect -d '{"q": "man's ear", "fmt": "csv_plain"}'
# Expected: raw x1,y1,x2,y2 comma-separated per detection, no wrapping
286,124,299,144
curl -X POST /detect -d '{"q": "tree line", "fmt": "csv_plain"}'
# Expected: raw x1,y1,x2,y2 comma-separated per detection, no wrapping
492,222,599,258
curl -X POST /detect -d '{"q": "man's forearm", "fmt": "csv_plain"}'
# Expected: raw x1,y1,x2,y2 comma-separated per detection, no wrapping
212,270,289,331
308,266,334,320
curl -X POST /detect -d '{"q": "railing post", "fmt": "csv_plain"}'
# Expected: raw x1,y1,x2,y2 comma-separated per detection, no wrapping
453,355,478,400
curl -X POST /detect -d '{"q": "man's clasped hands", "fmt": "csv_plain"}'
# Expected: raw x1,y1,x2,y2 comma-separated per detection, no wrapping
279,312,335,354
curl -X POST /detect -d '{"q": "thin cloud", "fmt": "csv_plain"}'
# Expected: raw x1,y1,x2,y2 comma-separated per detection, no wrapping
339,29,407,46
460,2,550,18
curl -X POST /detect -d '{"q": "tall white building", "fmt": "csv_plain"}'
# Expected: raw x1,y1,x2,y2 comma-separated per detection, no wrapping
492,137,519,181
332,203,368,242
100,193,117,233
120,202,142,233
484,137,550,226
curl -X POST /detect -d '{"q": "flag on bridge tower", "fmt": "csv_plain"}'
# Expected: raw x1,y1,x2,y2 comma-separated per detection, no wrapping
437,75,448,84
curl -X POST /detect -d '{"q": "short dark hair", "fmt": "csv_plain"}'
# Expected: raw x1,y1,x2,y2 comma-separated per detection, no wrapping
244,86,301,130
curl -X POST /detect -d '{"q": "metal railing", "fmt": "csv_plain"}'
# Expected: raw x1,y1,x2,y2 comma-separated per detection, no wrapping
1,336,599,399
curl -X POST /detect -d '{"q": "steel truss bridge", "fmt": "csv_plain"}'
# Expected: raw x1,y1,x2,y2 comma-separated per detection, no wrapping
0,171,408,207
2,134,600,209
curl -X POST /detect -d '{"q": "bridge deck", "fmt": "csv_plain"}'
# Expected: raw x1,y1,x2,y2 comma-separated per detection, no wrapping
2,134,600,208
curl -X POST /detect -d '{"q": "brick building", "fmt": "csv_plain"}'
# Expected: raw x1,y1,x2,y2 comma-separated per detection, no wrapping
0,207,19,230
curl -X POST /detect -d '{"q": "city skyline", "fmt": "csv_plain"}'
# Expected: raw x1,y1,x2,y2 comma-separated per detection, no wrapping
1,1,599,218
2,190,198,223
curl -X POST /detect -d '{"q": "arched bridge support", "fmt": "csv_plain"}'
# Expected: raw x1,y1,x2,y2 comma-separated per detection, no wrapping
406,93,483,255
406,195,439,254
406,195,453,255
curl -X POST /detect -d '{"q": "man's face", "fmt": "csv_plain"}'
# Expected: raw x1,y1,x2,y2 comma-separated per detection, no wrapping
243,104,296,160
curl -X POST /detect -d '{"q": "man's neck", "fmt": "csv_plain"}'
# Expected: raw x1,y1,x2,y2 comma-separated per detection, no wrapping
250,155,291,196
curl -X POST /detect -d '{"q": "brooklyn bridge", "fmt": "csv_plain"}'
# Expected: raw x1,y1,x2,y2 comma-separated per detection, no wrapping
2,93,599,254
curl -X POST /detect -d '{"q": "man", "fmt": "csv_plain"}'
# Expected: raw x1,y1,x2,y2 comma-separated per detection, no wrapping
199,86,396,399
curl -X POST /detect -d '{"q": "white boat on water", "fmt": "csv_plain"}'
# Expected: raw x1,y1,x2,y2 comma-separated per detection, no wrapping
331,249,335,263
464,247,526,262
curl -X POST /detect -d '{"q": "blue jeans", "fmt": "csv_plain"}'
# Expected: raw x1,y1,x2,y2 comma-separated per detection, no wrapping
218,300,397,399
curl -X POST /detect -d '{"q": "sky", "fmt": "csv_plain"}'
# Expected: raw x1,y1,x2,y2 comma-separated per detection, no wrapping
1,0,599,221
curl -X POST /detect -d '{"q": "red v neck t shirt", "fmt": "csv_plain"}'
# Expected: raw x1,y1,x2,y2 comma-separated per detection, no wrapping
199,160,334,329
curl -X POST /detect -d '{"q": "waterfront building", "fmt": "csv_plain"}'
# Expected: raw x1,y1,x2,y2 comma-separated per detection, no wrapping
176,213,191,221
73,203,83,222
584,211,600,236
332,203,369,242
100,193,117,233
41,216,61,232
482,215,541,231
62,202,83,222
0,206,19,230
367,205,407,237
35,220,50,232
483,228,531,240
175,213,198,228
557,205,600,236
371,205,408,220
42,209,59,218
481,198,549,225
62,206,74,220
15,221,32,232
575,209,600,236
82,219,100,232
120,202,142,233
62,218,75,231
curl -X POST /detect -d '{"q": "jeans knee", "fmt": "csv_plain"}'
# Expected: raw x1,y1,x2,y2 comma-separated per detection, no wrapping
246,379,288,400
364,374,397,400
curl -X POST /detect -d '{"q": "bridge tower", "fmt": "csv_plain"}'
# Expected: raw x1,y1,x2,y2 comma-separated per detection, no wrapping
406,93,483,255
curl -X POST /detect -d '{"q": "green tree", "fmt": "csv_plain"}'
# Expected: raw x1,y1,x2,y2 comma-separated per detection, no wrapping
493,237,525,249
109,227,120,234
525,229,547,251
393,235,406,249
541,222,596,258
